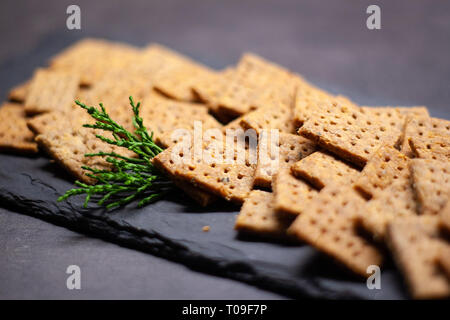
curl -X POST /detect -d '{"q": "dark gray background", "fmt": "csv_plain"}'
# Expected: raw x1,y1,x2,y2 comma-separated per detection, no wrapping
0,0,449,299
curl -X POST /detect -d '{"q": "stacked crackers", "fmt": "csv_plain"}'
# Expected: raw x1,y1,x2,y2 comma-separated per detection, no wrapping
1,38,449,299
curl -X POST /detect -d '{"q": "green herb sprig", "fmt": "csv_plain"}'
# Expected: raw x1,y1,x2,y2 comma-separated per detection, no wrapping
58,96,171,209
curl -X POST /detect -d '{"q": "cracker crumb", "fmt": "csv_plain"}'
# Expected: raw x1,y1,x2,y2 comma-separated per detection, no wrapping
202,225,210,232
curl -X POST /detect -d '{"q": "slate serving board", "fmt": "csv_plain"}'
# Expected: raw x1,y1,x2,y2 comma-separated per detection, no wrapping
0,152,408,299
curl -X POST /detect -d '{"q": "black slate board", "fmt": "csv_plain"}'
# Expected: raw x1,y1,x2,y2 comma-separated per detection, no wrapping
0,153,408,299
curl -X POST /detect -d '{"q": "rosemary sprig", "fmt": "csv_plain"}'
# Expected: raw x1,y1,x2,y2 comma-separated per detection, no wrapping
58,96,172,209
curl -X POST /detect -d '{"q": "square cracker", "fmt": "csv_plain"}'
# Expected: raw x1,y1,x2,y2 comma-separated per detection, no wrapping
139,95,222,148
288,184,383,276
291,151,360,190
50,38,141,86
272,168,319,216
239,85,297,134
152,133,257,203
235,190,295,239
298,100,403,167
253,132,316,188
410,159,450,216
386,217,449,299
24,69,80,115
8,81,30,103
0,103,37,154
216,53,298,117
353,145,411,199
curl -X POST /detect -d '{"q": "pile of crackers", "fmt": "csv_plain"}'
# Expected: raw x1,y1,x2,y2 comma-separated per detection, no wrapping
1,38,449,299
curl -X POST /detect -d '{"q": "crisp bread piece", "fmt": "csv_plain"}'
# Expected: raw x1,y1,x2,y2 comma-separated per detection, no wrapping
139,95,222,148
235,190,296,239
50,38,141,86
440,201,450,232
298,100,403,167
291,151,360,190
386,217,449,299
192,68,235,117
272,168,319,216
253,132,316,188
395,107,430,157
153,62,217,102
0,103,38,154
410,159,450,216
239,85,297,134
8,81,30,102
353,145,411,199
24,69,80,115
404,114,450,161
216,53,298,117
288,184,382,276
152,133,257,203
293,82,356,127
172,179,216,207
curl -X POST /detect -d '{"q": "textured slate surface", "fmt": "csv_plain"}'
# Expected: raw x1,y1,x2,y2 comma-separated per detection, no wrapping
0,0,449,299
0,153,406,299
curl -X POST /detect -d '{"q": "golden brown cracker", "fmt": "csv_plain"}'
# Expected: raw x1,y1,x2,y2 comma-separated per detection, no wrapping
8,81,30,102
288,184,382,276
272,168,319,216
0,103,38,154
298,100,403,167
291,151,359,190
235,190,295,239
152,133,257,203
354,145,411,199
386,217,449,299
254,132,316,188
24,69,79,115
410,159,450,216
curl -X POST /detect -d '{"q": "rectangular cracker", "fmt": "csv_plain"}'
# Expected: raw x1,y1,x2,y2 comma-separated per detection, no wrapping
298,100,403,167
288,184,383,276
0,103,38,154
216,53,298,117
24,69,80,115
239,85,297,134
8,81,30,102
353,145,411,199
272,168,319,216
235,190,295,239
139,95,222,148
172,179,216,207
386,217,449,299
152,132,257,203
253,132,316,188
410,159,450,216
291,151,360,190
50,38,141,86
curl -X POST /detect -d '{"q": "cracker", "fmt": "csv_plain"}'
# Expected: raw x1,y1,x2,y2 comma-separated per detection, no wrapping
272,168,319,216
0,103,38,154
217,53,298,117
235,190,295,239
50,38,141,86
410,159,450,216
153,63,217,102
438,244,450,278
353,145,411,199
254,132,316,188
239,85,297,134
24,69,80,115
404,115,450,161
152,132,257,203
8,81,30,102
288,184,382,276
172,179,216,207
139,95,222,148
291,151,359,189
298,100,403,167
386,217,449,299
